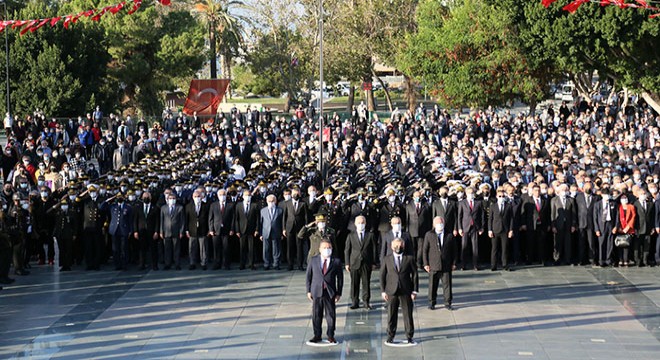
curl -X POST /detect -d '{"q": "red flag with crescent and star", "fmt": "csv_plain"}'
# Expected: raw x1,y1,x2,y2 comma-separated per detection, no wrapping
183,79,230,116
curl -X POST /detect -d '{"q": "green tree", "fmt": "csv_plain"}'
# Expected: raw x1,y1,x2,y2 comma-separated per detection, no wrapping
510,0,660,112
398,0,551,110
104,5,206,115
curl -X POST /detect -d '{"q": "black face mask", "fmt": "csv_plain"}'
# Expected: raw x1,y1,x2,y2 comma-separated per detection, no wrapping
143,199,151,204
393,248,403,255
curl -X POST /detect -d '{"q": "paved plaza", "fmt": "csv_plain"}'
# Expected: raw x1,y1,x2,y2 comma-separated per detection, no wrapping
2,262,660,359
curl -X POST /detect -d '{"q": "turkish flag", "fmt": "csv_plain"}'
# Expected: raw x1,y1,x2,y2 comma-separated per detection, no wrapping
183,79,230,116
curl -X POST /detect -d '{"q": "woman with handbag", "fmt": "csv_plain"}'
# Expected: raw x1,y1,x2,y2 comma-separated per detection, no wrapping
614,194,636,267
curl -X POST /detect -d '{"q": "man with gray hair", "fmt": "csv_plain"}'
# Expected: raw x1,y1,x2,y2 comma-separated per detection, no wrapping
345,215,376,310
550,183,577,265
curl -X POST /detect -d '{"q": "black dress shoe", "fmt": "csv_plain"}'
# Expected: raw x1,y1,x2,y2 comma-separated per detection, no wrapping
0,277,15,284
164,265,171,270
60,267,72,272
224,266,230,270
14,270,29,276
250,266,256,270
385,338,394,344
308,336,322,343
349,304,359,309
274,266,280,270
189,265,196,270
138,265,147,271
202,265,207,270
212,264,221,270
491,268,497,271
445,304,454,311
239,265,245,270
287,265,294,271
473,266,479,271
504,267,511,272
264,266,271,271
152,265,159,271
365,303,373,310
175,265,182,270
428,304,436,310
299,266,305,271
407,338,415,344
327,337,337,344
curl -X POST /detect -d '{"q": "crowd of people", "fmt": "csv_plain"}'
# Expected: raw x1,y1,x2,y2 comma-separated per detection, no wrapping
0,94,659,299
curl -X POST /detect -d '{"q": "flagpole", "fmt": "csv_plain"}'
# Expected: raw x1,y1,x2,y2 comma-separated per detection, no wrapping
318,0,324,189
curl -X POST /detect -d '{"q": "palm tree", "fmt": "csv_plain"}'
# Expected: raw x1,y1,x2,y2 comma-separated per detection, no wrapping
193,0,248,81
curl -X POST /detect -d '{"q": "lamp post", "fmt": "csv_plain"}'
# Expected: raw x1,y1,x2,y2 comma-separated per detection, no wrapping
318,0,324,188
1,1,9,123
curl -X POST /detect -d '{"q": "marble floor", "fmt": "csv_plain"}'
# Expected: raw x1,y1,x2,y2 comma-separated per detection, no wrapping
2,261,660,359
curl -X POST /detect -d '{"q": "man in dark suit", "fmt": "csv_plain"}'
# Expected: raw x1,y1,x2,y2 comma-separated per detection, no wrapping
108,194,134,271
593,188,616,267
185,189,210,270
79,185,106,271
344,215,376,309
550,184,577,265
488,190,514,271
576,184,598,265
457,187,484,270
283,187,308,270
235,189,259,270
381,238,419,344
377,189,405,252
306,240,343,344
133,191,160,270
634,190,653,267
380,217,413,259
258,194,283,270
405,191,432,268
160,193,185,270
521,184,551,265
423,217,454,310
209,189,235,270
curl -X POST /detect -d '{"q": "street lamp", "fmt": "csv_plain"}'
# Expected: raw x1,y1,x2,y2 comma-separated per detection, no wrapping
318,0,324,188
0,1,9,123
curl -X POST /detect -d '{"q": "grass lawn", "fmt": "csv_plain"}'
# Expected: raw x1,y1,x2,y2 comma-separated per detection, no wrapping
228,97,286,105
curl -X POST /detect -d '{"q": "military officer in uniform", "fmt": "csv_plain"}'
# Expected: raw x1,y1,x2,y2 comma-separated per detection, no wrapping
78,185,106,271
298,214,337,263
108,194,134,270
53,198,78,271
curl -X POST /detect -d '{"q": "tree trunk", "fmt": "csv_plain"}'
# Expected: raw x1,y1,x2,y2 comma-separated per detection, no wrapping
209,21,217,79
285,95,291,113
365,89,376,112
373,71,393,112
528,98,537,117
641,91,660,114
347,85,355,112
404,74,416,113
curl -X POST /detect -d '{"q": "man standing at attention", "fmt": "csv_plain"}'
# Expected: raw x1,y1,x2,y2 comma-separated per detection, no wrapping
306,240,343,344
381,238,419,344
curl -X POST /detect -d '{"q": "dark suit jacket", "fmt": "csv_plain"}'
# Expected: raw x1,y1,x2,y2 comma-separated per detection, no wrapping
593,200,617,234
551,196,577,231
208,201,235,236
380,230,414,259
377,201,405,232
306,255,343,299
185,202,210,237
160,204,185,238
259,206,283,240
345,200,375,232
521,196,550,230
405,202,431,238
234,200,259,235
380,254,419,296
432,198,457,232
575,192,597,230
344,230,377,268
422,230,454,273
457,199,484,232
133,202,160,235
488,202,514,234
109,203,134,237
282,199,308,236
634,200,654,235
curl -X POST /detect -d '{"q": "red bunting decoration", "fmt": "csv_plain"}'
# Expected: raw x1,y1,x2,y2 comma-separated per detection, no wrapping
0,0,172,36
544,0,660,18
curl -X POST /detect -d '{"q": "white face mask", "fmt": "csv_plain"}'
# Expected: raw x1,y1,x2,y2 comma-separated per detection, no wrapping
128,195,136,202
435,224,444,233
40,192,48,198
167,199,176,206
21,203,29,210
267,202,275,209
325,195,333,202
309,192,317,198
283,195,292,202
61,205,69,211
321,248,332,258
392,224,402,233
217,195,226,202
356,224,366,232
89,192,98,198
317,222,326,231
